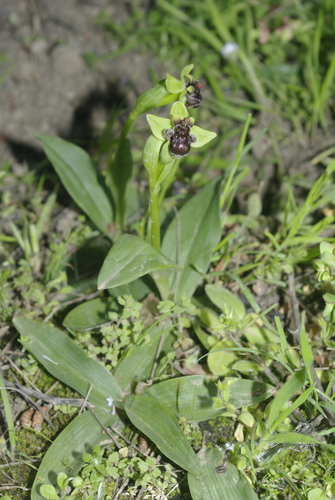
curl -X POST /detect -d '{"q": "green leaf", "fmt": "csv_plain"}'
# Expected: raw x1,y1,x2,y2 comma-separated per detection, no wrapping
114,324,174,392
269,385,314,433
63,297,118,332
97,234,178,290
108,275,157,302
205,285,246,319
223,379,275,408
107,138,133,229
124,395,201,475
162,178,222,301
299,311,313,373
144,375,223,421
13,318,123,410
56,472,68,490
232,360,263,373
265,433,323,446
37,134,113,235
268,368,306,431
32,410,121,500
40,485,59,500
131,84,169,118
188,447,258,500
208,340,239,376
243,325,280,348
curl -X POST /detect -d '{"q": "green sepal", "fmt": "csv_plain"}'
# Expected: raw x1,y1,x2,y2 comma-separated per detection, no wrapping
171,101,189,119
157,159,175,186
165,74,184,94
142,135,163,175
191,125,217,148
160,141,174,165
146,115,171,141
130,85,169,120
181,64,194,81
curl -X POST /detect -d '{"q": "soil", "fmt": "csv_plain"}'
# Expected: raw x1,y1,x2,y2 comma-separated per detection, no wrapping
0,0,162,171
1,0,334,199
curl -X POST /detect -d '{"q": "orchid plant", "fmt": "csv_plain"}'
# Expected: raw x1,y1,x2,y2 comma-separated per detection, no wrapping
14,65,261,500
144,101,216,250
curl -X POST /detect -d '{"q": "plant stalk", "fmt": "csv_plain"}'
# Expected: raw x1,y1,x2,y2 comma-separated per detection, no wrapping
149,177,161,251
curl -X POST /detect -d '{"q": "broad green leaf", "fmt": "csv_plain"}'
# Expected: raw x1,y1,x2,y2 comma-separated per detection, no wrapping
268,368,306,430
192,320,211,350
197,307,220,329
188,447,258,500
144,375,223,421
56,473,67,490
107,138,133,228
108,275,158,301
205,284,246,319
162,178,222,301
37,134,113,235
14,318,123,410
208,340,239,376
223,379,275,409
243,325,280,348
232,360,263,373
97,234,178,290
31,410,121,500
63,297,118,332
124,395,201,475
114,324,175,392
40,485,58,500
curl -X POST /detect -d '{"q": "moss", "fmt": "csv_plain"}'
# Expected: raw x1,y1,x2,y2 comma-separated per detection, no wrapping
199,416,235,447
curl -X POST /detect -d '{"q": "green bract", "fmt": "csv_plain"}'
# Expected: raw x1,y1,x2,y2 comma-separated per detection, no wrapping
146,101,217,155
165,64,195,97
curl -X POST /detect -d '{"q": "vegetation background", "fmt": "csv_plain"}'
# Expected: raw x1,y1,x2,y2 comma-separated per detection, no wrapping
1,0,335,499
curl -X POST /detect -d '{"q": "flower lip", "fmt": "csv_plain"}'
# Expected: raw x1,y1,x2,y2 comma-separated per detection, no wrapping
164,117,197,159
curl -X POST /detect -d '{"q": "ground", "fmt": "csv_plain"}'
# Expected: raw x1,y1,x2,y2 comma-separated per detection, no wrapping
0,0,161,171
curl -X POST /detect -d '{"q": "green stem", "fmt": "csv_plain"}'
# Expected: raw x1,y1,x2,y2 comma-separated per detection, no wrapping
149,177,161,251
159,158,180,206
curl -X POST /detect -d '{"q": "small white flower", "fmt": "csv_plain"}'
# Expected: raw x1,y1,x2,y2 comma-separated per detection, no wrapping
220,42,239,58
106,396,114,407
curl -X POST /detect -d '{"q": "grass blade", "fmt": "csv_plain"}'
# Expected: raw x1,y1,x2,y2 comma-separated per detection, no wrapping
0,372,15,454
268,368,306,431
